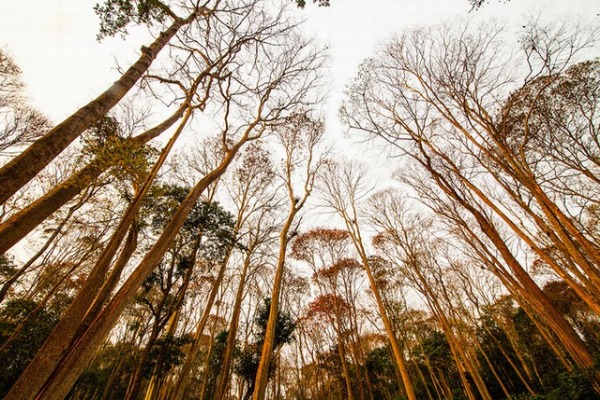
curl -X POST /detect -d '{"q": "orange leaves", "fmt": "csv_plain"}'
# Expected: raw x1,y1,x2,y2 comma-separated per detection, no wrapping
306,293,351,320
290,228,350,262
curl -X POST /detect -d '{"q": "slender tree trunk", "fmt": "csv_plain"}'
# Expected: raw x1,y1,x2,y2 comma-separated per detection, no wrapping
125,318,164,400
100,355,126,400
423,157,598,379
0,9,204,204
348,225,417,400
143,246,195,400
251,205,298,400
215,248,253,399
76,223,139,341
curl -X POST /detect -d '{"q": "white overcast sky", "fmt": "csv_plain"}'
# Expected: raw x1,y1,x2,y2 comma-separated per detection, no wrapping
0,0,597,146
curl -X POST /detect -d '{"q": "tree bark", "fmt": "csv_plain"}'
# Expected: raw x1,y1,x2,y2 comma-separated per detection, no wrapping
0,105,185,254
0,8,204,205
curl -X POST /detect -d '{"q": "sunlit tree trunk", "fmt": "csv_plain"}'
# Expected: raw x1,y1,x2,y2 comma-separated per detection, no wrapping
0,105,186,254
0,7,207,204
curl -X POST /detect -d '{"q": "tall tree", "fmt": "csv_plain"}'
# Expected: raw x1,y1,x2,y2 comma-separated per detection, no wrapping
252,112,327,400
0,0,215,204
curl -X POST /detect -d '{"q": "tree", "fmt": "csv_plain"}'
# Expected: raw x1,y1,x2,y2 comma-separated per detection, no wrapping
0,299,59,397
319,160,417,400
0,0,213,204
235,298,296,400
342,19,600,387
252,111,327,400
6,3,325,397
0,49,50,153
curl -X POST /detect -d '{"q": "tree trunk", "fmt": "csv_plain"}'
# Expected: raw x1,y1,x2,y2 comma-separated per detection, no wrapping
0,105,185,254
251,205,297,400
214,248,252,399
0,9,204,204
169,245,236,400
347,221,418,400
4,110,192,400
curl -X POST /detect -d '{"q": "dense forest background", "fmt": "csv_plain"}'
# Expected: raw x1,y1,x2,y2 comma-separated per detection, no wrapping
0,0,599,399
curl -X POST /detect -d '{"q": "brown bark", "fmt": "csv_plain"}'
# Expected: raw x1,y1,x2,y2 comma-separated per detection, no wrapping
0,105,185,254
4,109,192,400
0,9,205,204
426,160,597,374
252,114,324,400
252,220,293,400
31,136,245,400
76,223,139,340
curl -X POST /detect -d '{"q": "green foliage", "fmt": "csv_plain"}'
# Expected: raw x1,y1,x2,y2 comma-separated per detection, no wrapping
94,0,168,40
365,346,400,399
0,299,59,397
234,298,296,395
144,334,193,378
255,298,296,349
514,371,600,400
295,0,330,8
81,115,156,188
146,184,237,261
0,254,17,280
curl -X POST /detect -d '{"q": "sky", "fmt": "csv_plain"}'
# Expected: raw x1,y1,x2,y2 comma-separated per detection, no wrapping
0,0,597,260
0,0,598,165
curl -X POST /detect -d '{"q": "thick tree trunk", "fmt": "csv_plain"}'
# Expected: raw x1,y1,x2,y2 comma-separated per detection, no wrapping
4,110,192,400
0,105,185,254
75,224,139,341
0,10,203,205
31,141,243,399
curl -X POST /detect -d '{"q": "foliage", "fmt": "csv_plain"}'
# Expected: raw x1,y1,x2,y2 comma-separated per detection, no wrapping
295,0,330,8
0,299,59,396
144,334,193,378
81,115,156,186
0,255,17,280
234,298,296,395
94,0,169,39
146,184,236,260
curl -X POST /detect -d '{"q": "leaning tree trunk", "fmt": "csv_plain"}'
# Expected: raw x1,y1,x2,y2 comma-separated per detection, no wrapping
0,105,185,254
0,8,206,205
28,137,247,400
4,109,193,400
